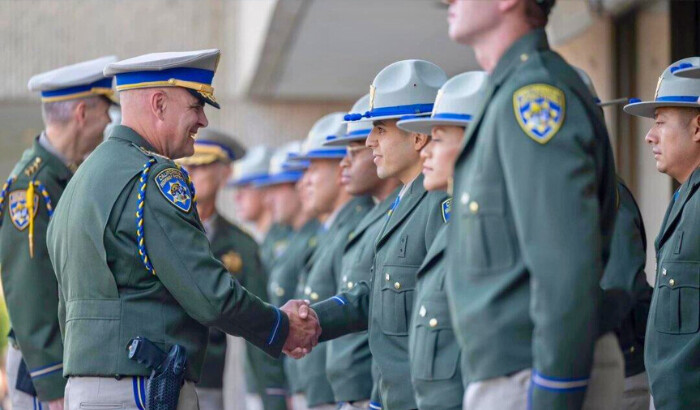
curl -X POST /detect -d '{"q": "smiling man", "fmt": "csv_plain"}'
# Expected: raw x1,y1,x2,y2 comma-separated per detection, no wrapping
624,57,700,410
45,50,321,410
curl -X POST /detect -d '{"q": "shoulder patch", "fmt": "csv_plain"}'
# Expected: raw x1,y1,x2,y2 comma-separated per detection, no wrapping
441,198,451,223
222,250,243,274
513,84,565,144
155,168,192,212
9,190,39,231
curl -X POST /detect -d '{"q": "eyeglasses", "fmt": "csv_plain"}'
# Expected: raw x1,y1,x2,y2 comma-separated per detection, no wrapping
346,145,370,161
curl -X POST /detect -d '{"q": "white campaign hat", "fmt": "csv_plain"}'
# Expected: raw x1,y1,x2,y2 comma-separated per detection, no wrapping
229,145,274,187
325,94,372,146
105,49,221,108
624,57,700,118
671,57,700,79
346,59,447,123
397,71,488,135
28,55,118,103
296,113,347,160
254,141,306,187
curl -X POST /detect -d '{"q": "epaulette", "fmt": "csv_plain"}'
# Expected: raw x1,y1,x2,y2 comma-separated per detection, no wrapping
23,157,43,178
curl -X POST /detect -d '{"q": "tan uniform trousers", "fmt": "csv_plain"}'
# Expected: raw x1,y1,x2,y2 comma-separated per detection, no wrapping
196,387,224,410
64,376,198,410
6,344,50,410
622,372,651,410
463,332,624,410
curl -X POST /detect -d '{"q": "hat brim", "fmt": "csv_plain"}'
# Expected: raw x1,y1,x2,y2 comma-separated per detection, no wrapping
323,135,368,147
673,67,700,79
343,113,430,125
253,173,303,188
187,88,220,109
396,117,469,135
623,100,700,118
294,150,346,161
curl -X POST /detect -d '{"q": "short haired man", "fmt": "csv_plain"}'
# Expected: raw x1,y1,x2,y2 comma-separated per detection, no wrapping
0,55,116,410
46,49,320,409
444,0,622,408
624,57,700,410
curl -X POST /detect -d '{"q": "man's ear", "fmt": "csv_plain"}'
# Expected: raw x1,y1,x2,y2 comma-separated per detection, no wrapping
691,112,700,143
73,100,87,126
413,132,430,152
151,90,167,121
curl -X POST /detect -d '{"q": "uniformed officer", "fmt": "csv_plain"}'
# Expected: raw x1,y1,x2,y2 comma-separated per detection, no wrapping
0,55,117,410
397,70,489,410
623,57,700,410
575,67,653,410
443,1,622,408
292,113,374,409
299,59,449,410
322,94,401,410
45,49,321,410
263,148,322,410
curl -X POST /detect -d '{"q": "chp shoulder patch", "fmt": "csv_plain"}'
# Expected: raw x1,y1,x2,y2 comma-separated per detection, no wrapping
155,168,192,212
222,250,243,274
441,198,452,223
9,190,38,231
513,84,565,144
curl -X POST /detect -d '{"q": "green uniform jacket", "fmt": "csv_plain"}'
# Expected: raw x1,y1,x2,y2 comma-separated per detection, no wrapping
409,223,463,410
312,174,448,410
445,29,617,409
645,167,700,410
0,137,70,400
267,218,320,395
600,180,651,377
298,196,373,407
46,126,289,382
261,223,292,274
327,192,398,403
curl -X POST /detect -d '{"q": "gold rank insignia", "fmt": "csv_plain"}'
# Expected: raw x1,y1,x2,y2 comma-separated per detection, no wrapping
9,190,38,231
513,84,565,144
222,251,243,274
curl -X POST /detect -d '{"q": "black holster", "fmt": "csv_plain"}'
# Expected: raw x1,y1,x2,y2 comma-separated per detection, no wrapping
127,337,188,410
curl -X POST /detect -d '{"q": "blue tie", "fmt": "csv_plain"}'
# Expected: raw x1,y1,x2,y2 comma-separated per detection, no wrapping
387,195,401,219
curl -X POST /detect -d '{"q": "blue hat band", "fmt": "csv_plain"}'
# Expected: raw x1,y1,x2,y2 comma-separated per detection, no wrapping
670,63,695,73
282,159,310,170
195,139,237,161
230,172,269,187
115,67,214,88
346,128,372,137
655,95,699,103
40,77,114,101
304,148,347,159
432,113,473,121
255,171,304,186
364,103,434,119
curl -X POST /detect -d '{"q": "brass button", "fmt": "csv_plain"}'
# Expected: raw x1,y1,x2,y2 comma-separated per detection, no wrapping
342,276,348,282
385,273,390,281
669,279,675,287
304,286,311,295
461,193,470,205
419,305,426,317
275,287,285,297
520,53,529,62
310,292,319,301
662,268,667,276
394,282,401,290
429,318,438,328
347,281,354,289
469,201,479,213
629,346,635,353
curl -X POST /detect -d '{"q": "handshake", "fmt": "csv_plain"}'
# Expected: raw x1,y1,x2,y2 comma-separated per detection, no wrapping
281,299,322,359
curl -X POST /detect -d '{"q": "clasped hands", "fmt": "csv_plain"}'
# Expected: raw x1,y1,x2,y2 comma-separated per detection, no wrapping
281,299,322,359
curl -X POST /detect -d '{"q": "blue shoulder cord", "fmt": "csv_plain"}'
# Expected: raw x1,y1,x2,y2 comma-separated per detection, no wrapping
0,175,16,227
135,158,197,275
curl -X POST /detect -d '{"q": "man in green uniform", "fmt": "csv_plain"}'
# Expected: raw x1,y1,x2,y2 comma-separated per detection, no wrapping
624,57,700,410
575,67,653,410
45,49,321,410
292,112,374,409
443,0,622,408
0,56,117,410
264,148,322,410
322,94,401,409
297,59,449,410
177,128,287,410
397,70,489,410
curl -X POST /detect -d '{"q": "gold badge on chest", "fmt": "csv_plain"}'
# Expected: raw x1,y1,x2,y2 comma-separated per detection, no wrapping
221,250,243,274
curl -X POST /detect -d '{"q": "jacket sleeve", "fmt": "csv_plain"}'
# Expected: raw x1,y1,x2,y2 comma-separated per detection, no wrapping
2,172,66,401
312,280,371,342
497,80,611,408
143,163,288,358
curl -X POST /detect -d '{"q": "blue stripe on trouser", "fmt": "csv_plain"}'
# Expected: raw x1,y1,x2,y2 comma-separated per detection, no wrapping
133,376,146,409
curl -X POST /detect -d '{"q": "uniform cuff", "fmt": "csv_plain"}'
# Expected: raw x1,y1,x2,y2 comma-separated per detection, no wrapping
32,366,67,401
529,371,587,409
313,297,351,342
265,308,289,358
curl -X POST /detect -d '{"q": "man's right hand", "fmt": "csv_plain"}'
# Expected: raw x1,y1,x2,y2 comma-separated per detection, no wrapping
280,299,322,359
48,398,64,410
